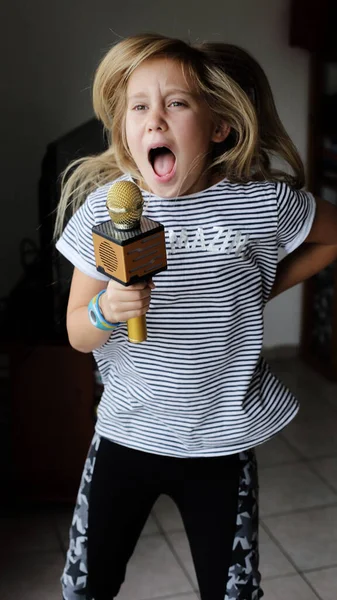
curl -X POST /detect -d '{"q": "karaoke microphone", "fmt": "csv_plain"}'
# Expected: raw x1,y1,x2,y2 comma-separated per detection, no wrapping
92,181,167,343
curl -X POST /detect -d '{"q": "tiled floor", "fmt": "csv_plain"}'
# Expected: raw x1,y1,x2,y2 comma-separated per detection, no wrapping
1,357,337,600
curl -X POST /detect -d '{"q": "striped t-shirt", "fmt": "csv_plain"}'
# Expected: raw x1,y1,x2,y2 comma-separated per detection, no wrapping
56,176,316,457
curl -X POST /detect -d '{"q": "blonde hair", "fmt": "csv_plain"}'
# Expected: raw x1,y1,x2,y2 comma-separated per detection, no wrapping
199,42,305,189
54,33,299,237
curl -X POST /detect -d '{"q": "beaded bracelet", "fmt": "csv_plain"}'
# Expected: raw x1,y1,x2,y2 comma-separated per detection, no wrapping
88,290,121,331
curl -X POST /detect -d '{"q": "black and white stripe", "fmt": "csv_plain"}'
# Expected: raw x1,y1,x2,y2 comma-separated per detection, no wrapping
56,176,316,457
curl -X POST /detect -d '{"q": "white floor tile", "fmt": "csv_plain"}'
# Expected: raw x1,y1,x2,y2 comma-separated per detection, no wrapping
168,526,302,591
259,527,296,579
282,417,337,459
0,551,64,600
153,494,184,532
168,527,299,589
294,393,337,423
255,435,300,467
311,457,337,493
270,359,337,419
263,506,337,570
259,462,337,517
117,534,193,600
167,530,198,589
160,595,199,600
141,514,160,535
261,574,319,600
305,566,337,600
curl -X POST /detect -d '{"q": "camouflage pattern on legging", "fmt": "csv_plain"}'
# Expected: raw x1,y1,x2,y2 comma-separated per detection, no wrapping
61,434,263,599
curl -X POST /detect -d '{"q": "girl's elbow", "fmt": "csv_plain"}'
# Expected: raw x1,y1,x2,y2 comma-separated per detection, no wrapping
67,330,92,354
69,341,92,354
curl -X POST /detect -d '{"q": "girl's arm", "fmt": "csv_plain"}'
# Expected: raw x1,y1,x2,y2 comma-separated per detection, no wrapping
269,243,337,300
305,196,337,244
66,268,153,353
269,198,337,300
270,195,337,300
66,269,111,352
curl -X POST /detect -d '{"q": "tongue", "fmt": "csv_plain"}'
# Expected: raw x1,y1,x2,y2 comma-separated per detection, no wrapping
153,151,175,177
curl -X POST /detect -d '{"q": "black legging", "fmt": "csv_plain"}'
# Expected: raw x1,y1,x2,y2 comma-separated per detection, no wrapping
87,437,241,600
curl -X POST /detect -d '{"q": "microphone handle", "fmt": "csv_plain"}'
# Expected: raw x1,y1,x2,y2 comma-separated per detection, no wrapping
127,315,147,343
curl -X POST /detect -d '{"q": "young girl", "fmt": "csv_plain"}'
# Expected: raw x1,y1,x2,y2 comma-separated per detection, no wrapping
55,34,337,600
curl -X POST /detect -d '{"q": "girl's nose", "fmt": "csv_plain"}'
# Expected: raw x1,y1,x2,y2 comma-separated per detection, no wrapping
147,109,168,132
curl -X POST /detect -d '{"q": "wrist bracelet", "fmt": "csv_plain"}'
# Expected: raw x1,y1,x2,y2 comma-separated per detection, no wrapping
88,290,121,331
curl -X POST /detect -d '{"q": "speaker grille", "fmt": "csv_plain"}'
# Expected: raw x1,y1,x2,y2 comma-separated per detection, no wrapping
99,241,118,272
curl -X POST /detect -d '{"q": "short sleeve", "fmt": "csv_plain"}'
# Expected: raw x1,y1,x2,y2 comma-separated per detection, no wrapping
275,182,316,253
55,193,110,281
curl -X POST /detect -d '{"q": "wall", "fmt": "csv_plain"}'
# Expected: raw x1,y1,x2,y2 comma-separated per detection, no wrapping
2,0,310,347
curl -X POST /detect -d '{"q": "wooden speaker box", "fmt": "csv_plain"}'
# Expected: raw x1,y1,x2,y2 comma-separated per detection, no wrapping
92,217,167,285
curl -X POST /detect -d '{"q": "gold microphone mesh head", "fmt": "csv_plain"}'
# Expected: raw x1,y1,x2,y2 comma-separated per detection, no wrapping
106,181,144,230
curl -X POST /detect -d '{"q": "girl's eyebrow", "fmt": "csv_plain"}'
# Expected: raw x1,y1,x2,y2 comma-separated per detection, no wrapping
164,88,195,96
128,89,195,101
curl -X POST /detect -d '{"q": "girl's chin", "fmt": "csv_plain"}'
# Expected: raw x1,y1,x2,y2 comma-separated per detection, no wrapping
146,179,198,198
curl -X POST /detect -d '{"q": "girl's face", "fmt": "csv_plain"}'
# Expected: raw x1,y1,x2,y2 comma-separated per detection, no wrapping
125,57,228,197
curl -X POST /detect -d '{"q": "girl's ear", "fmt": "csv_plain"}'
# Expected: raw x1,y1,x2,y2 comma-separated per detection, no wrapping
212,122,231,143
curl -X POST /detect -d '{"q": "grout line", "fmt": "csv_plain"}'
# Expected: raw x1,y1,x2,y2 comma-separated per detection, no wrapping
278,435,315,461
260,500,337,520
302,562,337,574
281,439,337,464
142,590,196,600
146,527,185,536
300,572,325,600
257,451,337,469
141,530,183,540
141,592,197,600
278,433,306,460
301,453,337,461
259,520,303,576
263,571,303,581
257,457,306,468
258,457,306,471
259,523,323,599
305,460,337,496
151,511,198,593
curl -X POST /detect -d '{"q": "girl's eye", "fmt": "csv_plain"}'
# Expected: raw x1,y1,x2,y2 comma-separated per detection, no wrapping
169,101,185,107
133,105,147,111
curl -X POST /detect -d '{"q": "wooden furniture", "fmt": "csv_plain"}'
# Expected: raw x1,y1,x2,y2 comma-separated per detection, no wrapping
11,344,95,503
291,0,337,380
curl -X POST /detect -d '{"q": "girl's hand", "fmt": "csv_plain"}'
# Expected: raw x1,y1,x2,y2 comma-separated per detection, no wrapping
99,279,155,324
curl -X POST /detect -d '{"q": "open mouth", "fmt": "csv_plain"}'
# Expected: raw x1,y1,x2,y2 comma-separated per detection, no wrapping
149,147,176,178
